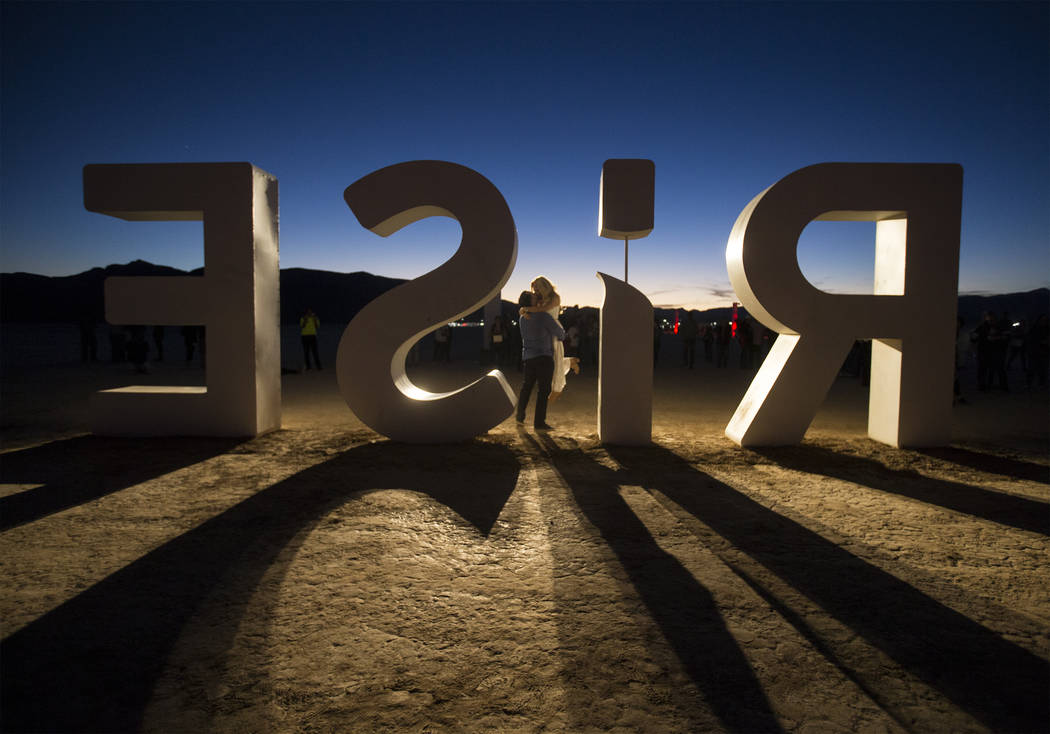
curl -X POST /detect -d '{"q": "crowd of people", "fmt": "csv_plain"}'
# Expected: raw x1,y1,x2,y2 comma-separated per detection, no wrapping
76,300,1050,408
969,311,1048,392
652,312,776,371
79,319,206,373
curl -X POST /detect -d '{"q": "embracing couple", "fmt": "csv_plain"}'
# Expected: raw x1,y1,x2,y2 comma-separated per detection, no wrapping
515,276,581,431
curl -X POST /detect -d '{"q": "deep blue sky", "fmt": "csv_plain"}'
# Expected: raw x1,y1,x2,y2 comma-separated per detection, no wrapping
2,1,1047,309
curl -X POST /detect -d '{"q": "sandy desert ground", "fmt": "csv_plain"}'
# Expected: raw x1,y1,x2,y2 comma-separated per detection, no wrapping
1,325,1048,733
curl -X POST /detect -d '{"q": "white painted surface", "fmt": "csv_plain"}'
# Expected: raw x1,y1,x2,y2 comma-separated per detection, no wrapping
85,162,280,437
336,161,517,443
597,272,653,445
725,163,963,447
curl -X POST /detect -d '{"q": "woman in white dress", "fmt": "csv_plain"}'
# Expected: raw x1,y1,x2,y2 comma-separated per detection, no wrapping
521,276,580,401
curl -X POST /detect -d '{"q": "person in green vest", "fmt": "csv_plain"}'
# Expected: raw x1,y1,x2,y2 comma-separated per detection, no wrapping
300,307,322,370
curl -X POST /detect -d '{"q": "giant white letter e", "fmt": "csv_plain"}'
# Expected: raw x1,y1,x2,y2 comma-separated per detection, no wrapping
84,163,280,437
725,163,963,448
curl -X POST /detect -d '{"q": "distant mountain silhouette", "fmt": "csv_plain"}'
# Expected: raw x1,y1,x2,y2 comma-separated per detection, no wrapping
956,289,1050,329
0,261,408,325
654,288,1050,331
277,268,407,325
2,261,1046,328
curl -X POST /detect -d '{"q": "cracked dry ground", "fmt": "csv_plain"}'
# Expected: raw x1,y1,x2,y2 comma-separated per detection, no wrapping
2,415,1047,733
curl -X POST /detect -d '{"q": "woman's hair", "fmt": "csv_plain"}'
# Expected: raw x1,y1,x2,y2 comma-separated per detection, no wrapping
531,276,556,298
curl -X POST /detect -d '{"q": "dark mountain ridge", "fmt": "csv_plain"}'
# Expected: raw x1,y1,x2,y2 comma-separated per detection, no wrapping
0,261,409,325
2,261,1047,329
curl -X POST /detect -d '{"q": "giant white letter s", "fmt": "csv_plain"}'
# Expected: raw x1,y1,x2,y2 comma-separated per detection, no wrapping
337,161,517,442
725,163,963,447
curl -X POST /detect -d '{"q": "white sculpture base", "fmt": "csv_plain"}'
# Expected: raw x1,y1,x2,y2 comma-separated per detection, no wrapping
597,272,653,445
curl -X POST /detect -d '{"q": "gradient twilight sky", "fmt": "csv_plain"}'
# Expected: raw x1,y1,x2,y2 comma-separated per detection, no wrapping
2,1,1047,310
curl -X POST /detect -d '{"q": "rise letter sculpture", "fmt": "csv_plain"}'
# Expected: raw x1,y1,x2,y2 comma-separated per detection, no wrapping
725,162,963,447
597,159,655,445
336,161,518,442
85,163,280,437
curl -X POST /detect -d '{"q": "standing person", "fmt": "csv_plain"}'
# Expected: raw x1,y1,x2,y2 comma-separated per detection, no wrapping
715,321,731,368
737,316,754,369
181,325,200,364
300,308,322,370
152,325,165,362
516,290,565,430
126,325,149,374
433,325,452,361
519,276,579,401
577,314,592,367
1006,319,1026,374
490,315,508,367
653,318,662,366
511,315,523,372
973,311,1006,391
565,321,580,360
680,311,699,368
702,322,714,362
78,317,98,362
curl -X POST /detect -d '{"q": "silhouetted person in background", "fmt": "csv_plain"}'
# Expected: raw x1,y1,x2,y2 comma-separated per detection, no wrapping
433,324,451,361
702,322,714,362
126,326,149,374
510,316,523,372
181,325,204,365
680,311,699,368
108,324,126,363
738,316,754,369
582,314,598,366
974,311,1008,391
565,320,580,361
1006,318,1026,374
761,326,776,364
653,318,662,366
300,308,322,370
182,325,196,362
152,325,165,362
715,321,731,368
515,290,564,430
78,317,97,362
490,314,508,367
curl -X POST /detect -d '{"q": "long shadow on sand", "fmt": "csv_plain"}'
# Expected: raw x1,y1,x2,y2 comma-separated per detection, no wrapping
528,432,783,733
918,446,1050,485
0,435,242,530
0,439,519,733
754,444,1049,535
598,442,1049,733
